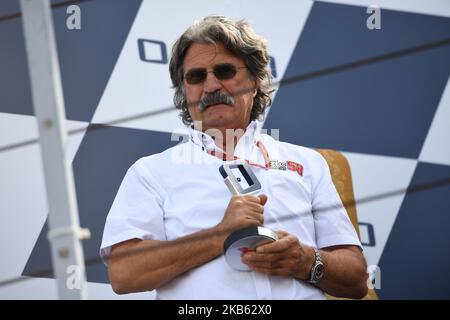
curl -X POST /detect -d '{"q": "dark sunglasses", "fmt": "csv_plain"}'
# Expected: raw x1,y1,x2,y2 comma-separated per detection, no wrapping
183,63,247,85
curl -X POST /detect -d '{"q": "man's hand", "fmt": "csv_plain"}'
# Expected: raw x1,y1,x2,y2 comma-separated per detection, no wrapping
242,230,369,298
241,230,314,279
216,194,268,236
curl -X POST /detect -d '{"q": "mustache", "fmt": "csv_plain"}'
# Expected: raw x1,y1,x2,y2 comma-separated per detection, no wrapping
198,91,235,112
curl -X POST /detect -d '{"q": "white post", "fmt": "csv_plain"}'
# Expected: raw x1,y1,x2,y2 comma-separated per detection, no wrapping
20,0,89,299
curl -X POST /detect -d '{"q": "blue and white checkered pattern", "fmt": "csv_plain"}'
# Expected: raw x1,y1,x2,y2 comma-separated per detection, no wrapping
1,0,449,299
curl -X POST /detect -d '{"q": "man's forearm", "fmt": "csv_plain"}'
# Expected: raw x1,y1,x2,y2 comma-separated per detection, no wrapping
312,246,368,299
109,226,227,294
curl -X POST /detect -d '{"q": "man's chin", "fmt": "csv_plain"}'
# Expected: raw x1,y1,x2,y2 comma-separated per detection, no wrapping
201,115,233,128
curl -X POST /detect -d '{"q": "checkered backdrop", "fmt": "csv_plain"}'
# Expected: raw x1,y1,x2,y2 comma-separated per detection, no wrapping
1,0,449,299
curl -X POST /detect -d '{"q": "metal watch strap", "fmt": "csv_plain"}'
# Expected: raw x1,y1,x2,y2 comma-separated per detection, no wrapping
307,248,324,284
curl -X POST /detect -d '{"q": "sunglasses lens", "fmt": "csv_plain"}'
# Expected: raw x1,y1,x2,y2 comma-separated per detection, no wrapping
185,69,206,84
184,64,240,84
214,64,237,80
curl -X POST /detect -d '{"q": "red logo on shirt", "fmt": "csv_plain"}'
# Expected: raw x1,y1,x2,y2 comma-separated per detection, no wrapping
287,161,304,176
268,160,304,176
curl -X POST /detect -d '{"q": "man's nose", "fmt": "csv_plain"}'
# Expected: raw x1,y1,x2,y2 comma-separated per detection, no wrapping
203,71,222,94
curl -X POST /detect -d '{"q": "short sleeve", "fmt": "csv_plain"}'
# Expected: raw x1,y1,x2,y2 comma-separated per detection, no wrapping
311,153,362,249
99,159,166,264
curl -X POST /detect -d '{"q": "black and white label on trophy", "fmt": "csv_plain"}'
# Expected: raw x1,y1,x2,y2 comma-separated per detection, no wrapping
219,161,278,271
219,160,262,196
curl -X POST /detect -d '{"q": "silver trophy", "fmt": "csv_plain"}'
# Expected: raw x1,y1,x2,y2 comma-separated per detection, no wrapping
219,161,278,271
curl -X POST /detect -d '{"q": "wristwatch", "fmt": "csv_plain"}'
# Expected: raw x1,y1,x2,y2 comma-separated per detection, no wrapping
307,248,324,284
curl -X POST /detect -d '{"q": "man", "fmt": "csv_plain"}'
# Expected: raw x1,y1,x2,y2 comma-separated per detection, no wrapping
100,16,368,299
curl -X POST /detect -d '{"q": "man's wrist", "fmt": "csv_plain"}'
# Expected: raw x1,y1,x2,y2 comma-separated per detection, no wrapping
210,224,229,254
306,248,325,284
295,245,316,281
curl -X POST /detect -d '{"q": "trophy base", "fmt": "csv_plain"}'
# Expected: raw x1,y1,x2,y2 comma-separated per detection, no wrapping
224,226,278,271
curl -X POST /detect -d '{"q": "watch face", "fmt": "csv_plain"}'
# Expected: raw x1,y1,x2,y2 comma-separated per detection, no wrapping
314,264,324,280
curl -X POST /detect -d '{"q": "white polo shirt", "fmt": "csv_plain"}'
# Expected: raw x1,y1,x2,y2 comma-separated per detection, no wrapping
100,120,361,300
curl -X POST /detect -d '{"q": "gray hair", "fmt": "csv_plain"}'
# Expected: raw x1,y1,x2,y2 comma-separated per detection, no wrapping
169,15,274,126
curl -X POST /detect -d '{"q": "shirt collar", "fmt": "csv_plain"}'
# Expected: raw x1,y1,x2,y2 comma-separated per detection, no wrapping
189,120,263,153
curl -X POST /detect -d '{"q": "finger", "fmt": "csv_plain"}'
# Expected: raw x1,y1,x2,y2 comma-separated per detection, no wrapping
240,194,262,203
241,206,264,220
244,214,263,225
275,230,289,238
256,236,295,253
244,202,265,213
242,252,281,263
245,259,283,270
258,194,268,206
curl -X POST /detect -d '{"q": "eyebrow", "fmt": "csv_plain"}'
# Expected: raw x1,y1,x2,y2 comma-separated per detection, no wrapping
185,62,235,71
